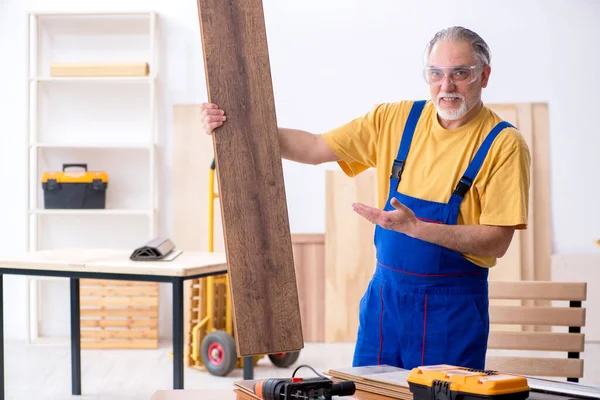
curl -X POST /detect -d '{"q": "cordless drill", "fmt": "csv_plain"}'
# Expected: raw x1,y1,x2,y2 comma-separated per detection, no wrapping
253,365,356,400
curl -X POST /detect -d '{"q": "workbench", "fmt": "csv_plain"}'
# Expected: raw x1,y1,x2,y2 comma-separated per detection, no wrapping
151,387,597,400
0,248,229,400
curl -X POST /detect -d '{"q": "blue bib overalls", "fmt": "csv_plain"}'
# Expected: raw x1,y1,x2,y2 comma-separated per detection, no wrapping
353,100,514,370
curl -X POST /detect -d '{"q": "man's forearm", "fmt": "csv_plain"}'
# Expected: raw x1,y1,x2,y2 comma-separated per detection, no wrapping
278,128,317,163
278,128,339,165
407,221,515,258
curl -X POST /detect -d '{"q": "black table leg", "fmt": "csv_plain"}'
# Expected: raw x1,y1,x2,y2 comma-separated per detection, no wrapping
172,278,184,389
0,274,4,400
70,278,81,395
243,356,254,380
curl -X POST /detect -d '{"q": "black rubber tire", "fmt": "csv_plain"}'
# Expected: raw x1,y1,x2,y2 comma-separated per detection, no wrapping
201,330,238,376
268,351,300,368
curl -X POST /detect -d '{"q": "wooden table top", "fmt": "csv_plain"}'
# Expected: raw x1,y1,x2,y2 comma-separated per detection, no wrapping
0,248,228,277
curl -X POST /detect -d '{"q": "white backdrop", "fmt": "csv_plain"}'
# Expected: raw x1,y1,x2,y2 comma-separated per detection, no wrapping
1,0,599,341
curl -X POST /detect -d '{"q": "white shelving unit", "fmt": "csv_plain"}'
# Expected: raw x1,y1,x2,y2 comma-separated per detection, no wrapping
26,11,160,343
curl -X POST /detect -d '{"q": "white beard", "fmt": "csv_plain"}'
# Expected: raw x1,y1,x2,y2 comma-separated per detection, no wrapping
435,92,469,121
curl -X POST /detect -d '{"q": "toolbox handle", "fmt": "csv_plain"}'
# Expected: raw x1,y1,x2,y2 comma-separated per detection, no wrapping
62,163,88,172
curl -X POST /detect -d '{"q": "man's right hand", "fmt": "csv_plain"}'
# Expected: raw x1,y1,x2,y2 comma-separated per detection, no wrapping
200,102,227,135
199,102,338,165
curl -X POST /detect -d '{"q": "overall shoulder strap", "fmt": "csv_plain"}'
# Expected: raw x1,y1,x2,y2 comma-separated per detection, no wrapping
450,121,515,201
391,100,427,183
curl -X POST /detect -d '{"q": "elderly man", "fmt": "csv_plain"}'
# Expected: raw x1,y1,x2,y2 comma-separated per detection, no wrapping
200,26,530,370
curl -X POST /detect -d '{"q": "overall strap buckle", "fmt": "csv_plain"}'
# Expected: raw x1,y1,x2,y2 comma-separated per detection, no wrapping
453,176,473,197
390,100,426,190
391,160,405,191
450,120,514,202
391,160,405,180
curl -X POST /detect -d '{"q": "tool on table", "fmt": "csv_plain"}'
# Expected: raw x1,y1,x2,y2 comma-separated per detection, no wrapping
407,364,530,400
130,237,180,261
253,364,356,400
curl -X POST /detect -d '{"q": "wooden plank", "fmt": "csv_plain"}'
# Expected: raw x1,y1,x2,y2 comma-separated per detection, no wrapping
486,105,524,288
485,356,584,378
80,297,158,307
82,339,158,349
490,306,586,326
81,279,157,287
325,170,377,342
80,286,157,297
196,0,303,356
514,104,535,285
489,281,587,301
81,329,158,339
49,62,149,77
293,235,325,342
531,104,552,283
80,307,159,318
173,104,225,253
80,319,158,328
488,331,585,352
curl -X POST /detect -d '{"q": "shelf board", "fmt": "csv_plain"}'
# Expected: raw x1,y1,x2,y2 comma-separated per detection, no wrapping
30,209,153,216
30,76,154,83
32,11,156,17
31,142,153,150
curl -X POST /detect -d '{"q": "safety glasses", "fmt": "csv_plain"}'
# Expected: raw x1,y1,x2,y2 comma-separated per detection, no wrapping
423,64,483,85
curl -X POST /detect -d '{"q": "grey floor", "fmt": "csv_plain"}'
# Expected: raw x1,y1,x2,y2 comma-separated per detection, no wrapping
3,340,600,400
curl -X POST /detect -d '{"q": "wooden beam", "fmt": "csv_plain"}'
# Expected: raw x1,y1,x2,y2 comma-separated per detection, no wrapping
490,306,586,327
489,281,587,301
488,331,585,352
486,356,584,378
196,0,304,356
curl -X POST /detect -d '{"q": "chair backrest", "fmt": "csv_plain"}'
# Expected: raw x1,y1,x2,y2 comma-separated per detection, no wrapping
485,281,587,382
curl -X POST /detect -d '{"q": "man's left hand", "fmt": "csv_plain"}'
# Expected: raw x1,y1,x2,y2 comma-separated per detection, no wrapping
352,197,419,236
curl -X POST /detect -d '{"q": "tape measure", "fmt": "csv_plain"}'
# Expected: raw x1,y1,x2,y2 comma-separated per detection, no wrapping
407,364,530,400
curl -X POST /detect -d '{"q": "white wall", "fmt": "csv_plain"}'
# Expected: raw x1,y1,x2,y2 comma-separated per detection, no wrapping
1,0,599,341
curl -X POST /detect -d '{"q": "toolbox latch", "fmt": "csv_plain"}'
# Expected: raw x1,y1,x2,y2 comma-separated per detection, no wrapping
91,179,105,191
432,380,452,400
46,179,59,191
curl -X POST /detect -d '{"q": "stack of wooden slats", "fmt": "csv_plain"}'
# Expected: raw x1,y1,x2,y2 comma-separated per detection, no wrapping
79,279,159,349
232,370,406,400
326,366,413,400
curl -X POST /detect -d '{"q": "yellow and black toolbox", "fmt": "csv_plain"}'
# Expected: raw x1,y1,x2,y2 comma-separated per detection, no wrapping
407,364,530,400
41,164,108,209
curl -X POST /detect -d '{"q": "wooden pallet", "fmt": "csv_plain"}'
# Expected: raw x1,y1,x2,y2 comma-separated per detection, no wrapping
80,279,159,349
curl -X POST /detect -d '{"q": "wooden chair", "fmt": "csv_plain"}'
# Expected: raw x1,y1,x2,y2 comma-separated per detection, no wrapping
485,281,587,382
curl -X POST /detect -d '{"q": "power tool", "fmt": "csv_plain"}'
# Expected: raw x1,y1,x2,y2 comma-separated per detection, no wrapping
253,364,356,400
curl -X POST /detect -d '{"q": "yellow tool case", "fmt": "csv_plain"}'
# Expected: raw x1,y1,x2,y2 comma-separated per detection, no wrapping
407,364,530,400
41,164,108,209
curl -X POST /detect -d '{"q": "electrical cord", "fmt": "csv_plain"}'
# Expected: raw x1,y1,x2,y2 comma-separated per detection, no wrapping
291,364,327,379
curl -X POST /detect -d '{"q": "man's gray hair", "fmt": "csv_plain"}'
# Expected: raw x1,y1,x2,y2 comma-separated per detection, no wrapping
424,26,491,66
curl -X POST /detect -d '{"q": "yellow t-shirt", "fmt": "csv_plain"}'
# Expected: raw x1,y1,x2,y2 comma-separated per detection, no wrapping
320,100,531,268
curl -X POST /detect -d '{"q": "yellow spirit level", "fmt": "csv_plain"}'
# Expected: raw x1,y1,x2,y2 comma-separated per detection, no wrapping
407,364,530,400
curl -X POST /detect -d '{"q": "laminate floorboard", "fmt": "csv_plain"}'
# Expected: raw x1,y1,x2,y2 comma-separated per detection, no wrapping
196,0,303,356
